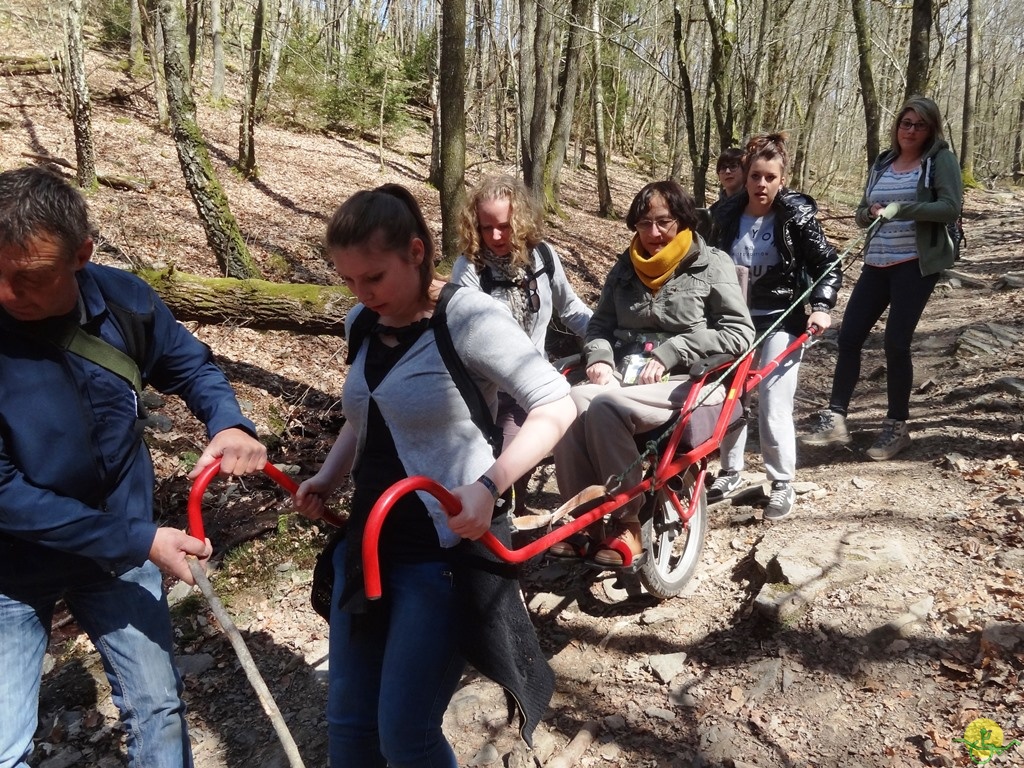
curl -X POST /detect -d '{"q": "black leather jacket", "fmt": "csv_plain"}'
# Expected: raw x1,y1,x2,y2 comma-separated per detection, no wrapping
709,188,841,332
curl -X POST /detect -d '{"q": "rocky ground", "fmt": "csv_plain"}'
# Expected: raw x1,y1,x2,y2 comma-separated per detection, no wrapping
3,15,1024,768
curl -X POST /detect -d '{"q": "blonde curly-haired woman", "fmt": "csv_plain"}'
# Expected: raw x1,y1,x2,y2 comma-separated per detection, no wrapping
451,175,592,511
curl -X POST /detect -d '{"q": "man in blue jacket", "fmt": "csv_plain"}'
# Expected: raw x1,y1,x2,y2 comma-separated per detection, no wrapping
0,166,268,768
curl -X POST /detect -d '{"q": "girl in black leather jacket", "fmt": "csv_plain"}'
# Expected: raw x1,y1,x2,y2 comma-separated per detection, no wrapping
707,133,841,520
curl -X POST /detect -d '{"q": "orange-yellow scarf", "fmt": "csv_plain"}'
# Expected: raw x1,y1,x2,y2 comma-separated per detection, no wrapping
629,229,694,291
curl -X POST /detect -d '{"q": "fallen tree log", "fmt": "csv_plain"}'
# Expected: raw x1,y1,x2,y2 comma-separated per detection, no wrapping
0,54,60,76
139,267,354,336
22,152,154,192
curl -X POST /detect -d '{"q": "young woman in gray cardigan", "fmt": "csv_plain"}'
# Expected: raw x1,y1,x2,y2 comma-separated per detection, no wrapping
293,185,576,767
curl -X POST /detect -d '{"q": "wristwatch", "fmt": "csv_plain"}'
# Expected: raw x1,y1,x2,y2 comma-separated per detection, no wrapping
811,303,831,313
476,474,501,501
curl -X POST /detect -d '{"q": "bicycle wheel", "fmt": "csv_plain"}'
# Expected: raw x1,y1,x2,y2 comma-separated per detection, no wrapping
638,467,708,600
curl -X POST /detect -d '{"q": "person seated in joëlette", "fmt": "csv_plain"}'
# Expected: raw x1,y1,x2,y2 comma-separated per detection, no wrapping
551,179,754,567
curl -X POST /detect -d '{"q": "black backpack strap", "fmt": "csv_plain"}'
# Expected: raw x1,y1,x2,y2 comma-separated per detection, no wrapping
432,283,502,457
535,241,556,279
480,244,555,295
345,305,380,365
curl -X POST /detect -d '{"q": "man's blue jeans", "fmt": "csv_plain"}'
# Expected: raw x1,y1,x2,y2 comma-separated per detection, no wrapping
328,544,465,768
0,558,192,768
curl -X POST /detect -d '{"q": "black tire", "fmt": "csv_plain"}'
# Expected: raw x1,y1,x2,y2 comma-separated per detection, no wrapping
638,468,708,600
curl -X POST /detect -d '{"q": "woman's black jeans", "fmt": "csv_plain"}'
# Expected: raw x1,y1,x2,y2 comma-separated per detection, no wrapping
829,259,939,422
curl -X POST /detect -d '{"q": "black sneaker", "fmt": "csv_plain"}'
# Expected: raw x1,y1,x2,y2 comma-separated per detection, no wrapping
764,481,795,520
706,471,742,503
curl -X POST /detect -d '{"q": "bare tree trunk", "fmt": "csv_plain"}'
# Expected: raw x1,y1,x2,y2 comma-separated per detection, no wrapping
428,11,442,186
65,0,97,190
792,13,841,190
238,0,265,178
437,0,466,264
543,0,590,213
494,36,512,162
959,0,976,182
740,0,768,140
470,0,486,150
130,0,147,73
142,1,170,128
517,0,537,184
185,0,201,73
525,1,555,195
139,268,352,334
673,0,705,203
259,0,292,118
702,0,737,151
905,0,931,99
210,0,225,100
592,0,614,217
851,0,880,171
1013,94,1024,184
152,0,261,279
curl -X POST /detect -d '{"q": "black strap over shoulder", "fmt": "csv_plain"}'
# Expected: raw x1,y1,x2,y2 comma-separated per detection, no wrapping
431,283,502,457
535,242,555,278
344,284,502,457
479,243,555,294
345,304,379,365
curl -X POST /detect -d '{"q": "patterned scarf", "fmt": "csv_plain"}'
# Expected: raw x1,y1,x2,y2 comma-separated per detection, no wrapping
629,229,694,291
481,251,536,336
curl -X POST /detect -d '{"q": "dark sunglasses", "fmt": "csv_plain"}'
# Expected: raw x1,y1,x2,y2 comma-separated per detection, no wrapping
519,274,540,313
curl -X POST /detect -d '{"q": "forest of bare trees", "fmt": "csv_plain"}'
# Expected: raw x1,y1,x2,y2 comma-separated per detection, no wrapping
13,0,1024,266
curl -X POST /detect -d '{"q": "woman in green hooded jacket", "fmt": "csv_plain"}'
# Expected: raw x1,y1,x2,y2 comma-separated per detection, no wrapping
800,95,962,461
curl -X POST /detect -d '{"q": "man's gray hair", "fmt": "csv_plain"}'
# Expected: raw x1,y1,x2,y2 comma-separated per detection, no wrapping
0,166,92,258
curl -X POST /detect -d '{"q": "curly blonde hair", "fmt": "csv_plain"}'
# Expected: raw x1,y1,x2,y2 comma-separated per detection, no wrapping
456,175,545,269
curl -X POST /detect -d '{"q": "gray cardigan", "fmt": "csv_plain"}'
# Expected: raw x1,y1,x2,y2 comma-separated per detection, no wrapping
343,288,570,546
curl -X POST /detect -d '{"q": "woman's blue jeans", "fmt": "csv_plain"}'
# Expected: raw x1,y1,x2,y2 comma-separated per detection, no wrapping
328,544,465,768
0,559,191,768
829,260,939,421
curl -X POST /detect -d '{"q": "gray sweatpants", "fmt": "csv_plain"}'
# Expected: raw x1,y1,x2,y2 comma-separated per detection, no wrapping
719,329,804,482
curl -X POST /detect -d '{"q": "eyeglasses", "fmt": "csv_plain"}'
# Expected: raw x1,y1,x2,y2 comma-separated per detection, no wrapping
898,119,929,133
519,274,540,313
634,217,679,233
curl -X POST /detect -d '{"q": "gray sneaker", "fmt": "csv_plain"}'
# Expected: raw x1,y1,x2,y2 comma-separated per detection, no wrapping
764,481,795,520
866,419,911,461
707,471,742,503
798,409,851,447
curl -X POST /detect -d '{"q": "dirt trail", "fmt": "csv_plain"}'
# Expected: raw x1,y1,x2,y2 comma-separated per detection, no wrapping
2,30,1021,767
34,191,1024,768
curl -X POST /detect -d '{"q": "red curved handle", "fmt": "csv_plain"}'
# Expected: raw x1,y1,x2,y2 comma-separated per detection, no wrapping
360,476,626,600
188,459,338,542
363,477,474,600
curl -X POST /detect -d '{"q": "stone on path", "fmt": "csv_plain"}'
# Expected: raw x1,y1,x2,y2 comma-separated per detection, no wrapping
955,322,1022,357
647,651,687,684
751,526,913,623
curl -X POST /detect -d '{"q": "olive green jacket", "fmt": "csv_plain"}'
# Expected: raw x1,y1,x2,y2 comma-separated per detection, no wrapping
584,236,755,373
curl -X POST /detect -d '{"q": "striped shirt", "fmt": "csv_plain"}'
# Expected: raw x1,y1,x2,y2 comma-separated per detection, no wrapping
864,165,921,267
